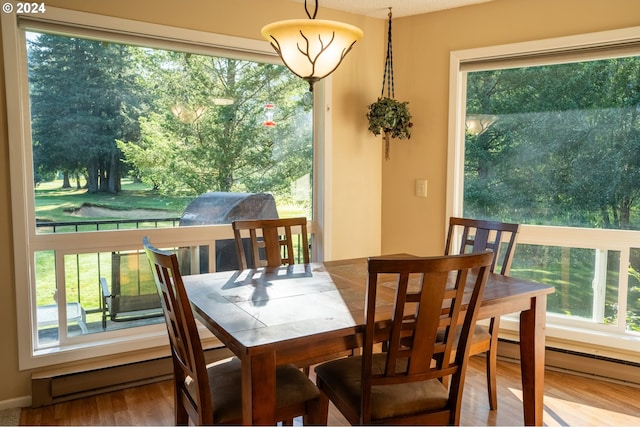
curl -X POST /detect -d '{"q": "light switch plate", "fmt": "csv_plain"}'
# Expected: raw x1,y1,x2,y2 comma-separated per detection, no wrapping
415,179,428,198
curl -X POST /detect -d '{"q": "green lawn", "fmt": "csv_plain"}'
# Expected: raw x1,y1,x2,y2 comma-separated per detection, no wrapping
35,179,189,222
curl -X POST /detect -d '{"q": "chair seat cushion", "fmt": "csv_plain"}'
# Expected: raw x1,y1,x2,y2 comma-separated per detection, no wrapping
436,324,490,344
315,353,449,421
401,324,490,354
185,357,321,424
472,324,491,343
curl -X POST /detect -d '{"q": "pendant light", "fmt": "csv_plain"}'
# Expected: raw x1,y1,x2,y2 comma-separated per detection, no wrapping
261,0,363,91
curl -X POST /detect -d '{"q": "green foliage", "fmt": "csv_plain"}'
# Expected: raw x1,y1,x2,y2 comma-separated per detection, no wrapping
366,97,413,159
366,97,412,139
28,32,313,203
28,33,145,193
464,57,640,231
117,52,311,197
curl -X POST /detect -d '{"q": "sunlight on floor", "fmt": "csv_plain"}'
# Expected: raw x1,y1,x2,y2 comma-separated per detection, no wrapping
507,386,640,426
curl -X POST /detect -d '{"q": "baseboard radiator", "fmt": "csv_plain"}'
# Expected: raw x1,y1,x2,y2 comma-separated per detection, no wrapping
498,339,640,387
31,346,233,408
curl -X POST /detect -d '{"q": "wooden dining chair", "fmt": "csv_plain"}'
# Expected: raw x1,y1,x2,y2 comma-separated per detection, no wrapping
314,251,494,425
445,216,520,410
232,217,331,375
232,217,310,269
142,237,328,425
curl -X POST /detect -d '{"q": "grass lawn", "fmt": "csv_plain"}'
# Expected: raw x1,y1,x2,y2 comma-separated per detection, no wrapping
35,179,190,222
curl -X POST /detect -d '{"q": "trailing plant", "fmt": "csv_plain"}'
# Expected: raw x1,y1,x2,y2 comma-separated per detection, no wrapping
367,97,412,159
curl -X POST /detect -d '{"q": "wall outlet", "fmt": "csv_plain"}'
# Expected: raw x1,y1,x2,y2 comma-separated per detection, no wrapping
415,179,428,198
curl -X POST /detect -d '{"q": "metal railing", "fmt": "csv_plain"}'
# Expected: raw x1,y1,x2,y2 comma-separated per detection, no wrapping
36,217,182,233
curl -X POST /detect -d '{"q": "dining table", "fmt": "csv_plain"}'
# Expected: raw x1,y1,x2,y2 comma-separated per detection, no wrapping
183,257,554,426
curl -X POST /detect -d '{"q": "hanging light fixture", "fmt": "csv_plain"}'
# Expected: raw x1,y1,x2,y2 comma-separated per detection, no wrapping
261,0,363,92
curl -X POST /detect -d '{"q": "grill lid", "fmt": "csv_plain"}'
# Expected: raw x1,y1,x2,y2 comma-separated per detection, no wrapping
179,192,279,226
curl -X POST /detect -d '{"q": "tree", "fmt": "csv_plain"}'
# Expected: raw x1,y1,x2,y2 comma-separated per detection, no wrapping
118,51,311,198
464,57,640,230
28,33,143,193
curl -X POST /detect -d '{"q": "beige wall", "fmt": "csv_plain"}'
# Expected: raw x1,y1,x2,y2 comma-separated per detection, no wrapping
0,0,637,406
381,0,640,257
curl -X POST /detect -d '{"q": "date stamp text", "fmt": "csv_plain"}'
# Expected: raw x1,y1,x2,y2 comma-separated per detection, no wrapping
3,2,47,14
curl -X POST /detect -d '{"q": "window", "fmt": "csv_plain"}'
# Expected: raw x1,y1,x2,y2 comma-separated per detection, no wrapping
448,27,640,358
3,8,325,369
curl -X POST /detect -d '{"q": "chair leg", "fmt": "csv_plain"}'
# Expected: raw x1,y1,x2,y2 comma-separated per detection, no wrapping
304,393,329,426
175,395,189,425
486,347,498,410
487,317,500,410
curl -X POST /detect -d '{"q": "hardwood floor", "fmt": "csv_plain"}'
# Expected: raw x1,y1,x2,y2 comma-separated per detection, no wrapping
20,356,640,426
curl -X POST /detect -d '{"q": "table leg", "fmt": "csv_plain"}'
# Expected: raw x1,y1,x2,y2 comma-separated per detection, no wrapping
519,295,547,426
241,352,276,425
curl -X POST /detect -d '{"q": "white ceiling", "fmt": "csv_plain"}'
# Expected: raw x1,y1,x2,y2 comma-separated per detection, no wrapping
293,0,493,19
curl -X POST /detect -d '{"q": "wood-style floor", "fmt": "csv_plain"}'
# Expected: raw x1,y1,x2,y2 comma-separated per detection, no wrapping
20,356,640,426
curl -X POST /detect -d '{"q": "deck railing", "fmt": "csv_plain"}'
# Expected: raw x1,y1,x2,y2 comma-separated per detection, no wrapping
35,218,311,335
35,218,184,333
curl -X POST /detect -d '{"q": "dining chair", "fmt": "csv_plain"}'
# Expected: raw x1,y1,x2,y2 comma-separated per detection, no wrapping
231,217,338,375
142,237,328,425
232,217,310,269
314,251,494,425
445,216,520,410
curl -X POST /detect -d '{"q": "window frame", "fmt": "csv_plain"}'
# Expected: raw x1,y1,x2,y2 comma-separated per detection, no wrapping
447,26,640,361
2,7,328,369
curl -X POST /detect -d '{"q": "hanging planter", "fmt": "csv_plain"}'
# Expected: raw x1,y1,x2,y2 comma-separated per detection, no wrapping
366,97,412,159
366,8,412,160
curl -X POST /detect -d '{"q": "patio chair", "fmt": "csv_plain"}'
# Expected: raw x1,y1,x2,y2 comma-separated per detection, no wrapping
100,250,163,330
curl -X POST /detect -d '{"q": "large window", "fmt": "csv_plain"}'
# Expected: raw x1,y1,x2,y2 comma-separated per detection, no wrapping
449,27,640,358
3,8,323,369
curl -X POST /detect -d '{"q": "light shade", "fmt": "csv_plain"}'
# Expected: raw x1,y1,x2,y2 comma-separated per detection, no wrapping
261,19,363,90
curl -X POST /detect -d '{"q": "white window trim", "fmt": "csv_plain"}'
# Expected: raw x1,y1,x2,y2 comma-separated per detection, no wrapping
447,26,640,362
2,7,328,369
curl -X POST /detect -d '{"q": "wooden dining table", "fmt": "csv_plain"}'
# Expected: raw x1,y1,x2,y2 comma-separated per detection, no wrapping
183,257,554,426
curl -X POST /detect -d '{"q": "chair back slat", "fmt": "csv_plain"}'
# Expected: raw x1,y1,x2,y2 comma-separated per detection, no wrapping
446,217,520,275
232,217,310,269
362,251,494,424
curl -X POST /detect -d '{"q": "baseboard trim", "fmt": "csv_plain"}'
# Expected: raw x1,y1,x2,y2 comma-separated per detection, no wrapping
498,339,640,387
0,396,31,411
31,346,233,408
